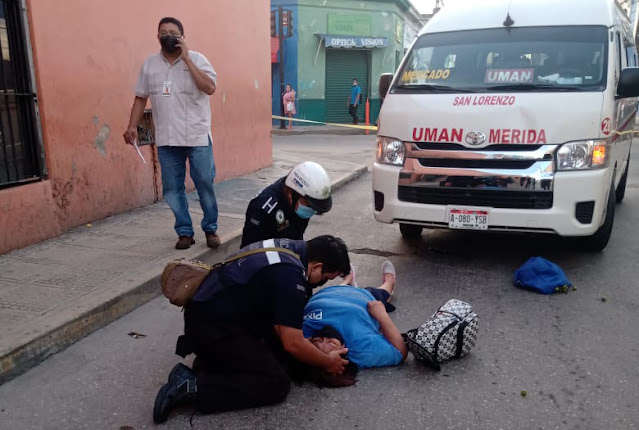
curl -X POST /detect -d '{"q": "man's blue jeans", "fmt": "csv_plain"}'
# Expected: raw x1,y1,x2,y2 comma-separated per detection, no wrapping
157,138,218,237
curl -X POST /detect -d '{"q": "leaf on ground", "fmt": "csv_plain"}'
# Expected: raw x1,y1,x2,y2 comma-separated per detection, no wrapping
128,332,146,339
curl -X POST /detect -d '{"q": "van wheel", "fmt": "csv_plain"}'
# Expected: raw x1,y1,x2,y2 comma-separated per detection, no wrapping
578,183,615,252
400,223,423,238
615,161,629,203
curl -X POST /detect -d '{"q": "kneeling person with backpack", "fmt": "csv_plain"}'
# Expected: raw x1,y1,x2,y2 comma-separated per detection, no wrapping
153,235,351,424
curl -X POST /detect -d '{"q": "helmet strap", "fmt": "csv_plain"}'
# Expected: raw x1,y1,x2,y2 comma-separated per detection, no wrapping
291,191,301,209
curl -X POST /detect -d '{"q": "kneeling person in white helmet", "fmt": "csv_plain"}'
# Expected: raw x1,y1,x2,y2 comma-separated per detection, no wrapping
240,161,332,248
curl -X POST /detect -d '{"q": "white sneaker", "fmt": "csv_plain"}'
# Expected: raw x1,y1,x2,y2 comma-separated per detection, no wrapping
381,260,396,284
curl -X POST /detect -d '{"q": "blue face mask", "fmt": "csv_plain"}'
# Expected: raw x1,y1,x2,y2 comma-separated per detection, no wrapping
296,203,316,219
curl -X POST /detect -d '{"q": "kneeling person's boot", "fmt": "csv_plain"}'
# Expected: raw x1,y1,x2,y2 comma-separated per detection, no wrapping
153,363,197,424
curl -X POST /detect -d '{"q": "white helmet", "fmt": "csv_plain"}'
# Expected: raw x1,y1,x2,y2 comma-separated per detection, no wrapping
285,161,332,213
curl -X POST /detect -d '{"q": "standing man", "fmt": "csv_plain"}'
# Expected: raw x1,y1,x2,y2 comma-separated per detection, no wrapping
348,78,362,125
240,161,332,248
123,17,221,250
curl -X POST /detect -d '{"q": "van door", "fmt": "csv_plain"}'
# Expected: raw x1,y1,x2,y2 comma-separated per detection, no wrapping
614,29,637,184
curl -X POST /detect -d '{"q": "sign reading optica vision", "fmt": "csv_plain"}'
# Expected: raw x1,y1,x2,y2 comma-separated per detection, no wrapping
322,35,388,48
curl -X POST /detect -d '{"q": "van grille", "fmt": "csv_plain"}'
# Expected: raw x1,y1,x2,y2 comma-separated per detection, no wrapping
414,143,543,152
418,159,536,169
398,186,553,209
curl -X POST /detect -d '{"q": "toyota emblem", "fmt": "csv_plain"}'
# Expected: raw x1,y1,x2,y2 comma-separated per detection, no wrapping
465,131,486,146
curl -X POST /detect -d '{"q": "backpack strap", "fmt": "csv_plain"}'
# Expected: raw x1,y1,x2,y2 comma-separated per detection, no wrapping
211,247,301,270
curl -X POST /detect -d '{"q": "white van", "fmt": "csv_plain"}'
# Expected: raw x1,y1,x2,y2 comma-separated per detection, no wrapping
373,0,639,251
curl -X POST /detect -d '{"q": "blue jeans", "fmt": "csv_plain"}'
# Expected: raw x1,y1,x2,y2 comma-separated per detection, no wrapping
157,138,218,237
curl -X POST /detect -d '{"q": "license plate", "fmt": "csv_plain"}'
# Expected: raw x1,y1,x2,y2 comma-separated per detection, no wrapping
448,207,489,230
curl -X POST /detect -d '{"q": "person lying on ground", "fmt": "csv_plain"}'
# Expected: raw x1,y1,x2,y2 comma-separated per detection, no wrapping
303,260,408,372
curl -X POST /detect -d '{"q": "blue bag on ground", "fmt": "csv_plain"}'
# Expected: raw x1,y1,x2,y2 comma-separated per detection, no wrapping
513,257,571,294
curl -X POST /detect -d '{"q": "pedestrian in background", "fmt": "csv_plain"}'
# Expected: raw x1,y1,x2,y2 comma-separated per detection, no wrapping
123,17,221,250
283,84,296,130
347,78,361,125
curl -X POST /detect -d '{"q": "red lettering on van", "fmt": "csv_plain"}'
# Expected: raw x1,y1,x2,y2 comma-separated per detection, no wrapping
424,128,439,141
451,128,463,143
489,129,501,143
488,129,547,144
511,129,521,143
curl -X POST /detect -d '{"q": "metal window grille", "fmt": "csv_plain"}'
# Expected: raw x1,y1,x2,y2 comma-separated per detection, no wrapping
0,0,43,190
136,109,155,145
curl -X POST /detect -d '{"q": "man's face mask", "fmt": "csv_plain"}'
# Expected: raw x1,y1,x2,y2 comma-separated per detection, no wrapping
295,203,316,220
306,264,327,288
160,36,180,53
308,277,329,288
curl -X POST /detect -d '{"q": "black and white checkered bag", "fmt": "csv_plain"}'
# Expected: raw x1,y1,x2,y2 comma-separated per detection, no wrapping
405,299,478,370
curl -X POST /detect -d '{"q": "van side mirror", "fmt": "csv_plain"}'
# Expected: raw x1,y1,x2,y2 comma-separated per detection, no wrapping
618,68,639,98
379,73,394,101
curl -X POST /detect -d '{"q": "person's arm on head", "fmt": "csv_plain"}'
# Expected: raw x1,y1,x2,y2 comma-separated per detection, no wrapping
367,301,408,360
123,96,147,145
178,38,216,95
275,325,349,375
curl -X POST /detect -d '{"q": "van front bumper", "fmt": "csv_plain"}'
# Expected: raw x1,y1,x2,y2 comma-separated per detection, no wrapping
372,162,612,237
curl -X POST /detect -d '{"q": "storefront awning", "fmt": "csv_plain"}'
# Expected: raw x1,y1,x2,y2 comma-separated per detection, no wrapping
316,34,389,49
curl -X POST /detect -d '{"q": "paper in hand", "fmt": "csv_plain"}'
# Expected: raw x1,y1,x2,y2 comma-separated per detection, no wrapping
133,140,147,164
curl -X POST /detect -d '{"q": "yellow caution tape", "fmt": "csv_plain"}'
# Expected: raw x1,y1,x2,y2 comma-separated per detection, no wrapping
272,115,378,131
614,129,639,136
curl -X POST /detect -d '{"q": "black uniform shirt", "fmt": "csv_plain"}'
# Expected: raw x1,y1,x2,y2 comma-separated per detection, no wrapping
184,256,310,339
240,177,310,248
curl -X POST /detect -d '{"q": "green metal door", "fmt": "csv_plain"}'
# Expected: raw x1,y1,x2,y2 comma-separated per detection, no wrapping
325,49,369,123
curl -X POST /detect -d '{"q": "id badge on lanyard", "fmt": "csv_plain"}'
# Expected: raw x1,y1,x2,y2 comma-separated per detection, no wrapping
162,81,172,96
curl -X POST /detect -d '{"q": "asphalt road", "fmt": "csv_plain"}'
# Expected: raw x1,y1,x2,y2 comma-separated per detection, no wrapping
1,136,638,430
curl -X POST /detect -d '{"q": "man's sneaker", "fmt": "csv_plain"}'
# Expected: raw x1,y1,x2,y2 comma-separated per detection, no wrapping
167,362,193,383
175,236,195,250
205,232,221,248
153,363,197,424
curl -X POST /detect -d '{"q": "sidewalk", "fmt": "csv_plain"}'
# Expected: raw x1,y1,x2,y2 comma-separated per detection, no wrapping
271,124,372,136
0,135,373,385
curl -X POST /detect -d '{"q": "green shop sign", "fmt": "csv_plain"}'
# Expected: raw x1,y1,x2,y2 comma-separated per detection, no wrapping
328,14,371,36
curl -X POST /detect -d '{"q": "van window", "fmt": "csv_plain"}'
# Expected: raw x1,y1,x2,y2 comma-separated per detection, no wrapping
393,26,608,93
626,46,637,67
616,32,623,71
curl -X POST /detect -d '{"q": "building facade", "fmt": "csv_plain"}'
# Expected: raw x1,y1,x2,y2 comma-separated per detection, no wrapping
0,0,272,254
271,0,424,126
618,0,639,43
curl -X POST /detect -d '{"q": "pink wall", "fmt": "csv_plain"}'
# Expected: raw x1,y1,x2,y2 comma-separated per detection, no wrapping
0,0,272,253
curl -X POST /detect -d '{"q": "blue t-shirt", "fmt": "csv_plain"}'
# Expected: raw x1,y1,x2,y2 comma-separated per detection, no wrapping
350,85,361,105
303,286,403,369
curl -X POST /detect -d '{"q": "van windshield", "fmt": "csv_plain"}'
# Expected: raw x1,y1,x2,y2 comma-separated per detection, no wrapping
392,26,608,93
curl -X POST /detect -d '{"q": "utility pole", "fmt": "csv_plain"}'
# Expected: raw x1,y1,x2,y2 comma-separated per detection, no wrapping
278,6,286,129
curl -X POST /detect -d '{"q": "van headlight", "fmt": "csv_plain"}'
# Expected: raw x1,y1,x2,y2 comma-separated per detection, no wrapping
377,137,406,166
556,140,608,171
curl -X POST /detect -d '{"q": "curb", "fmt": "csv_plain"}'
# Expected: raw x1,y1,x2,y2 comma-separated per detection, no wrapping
271,128,369,136
0,165,368,385
0,231,243,386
